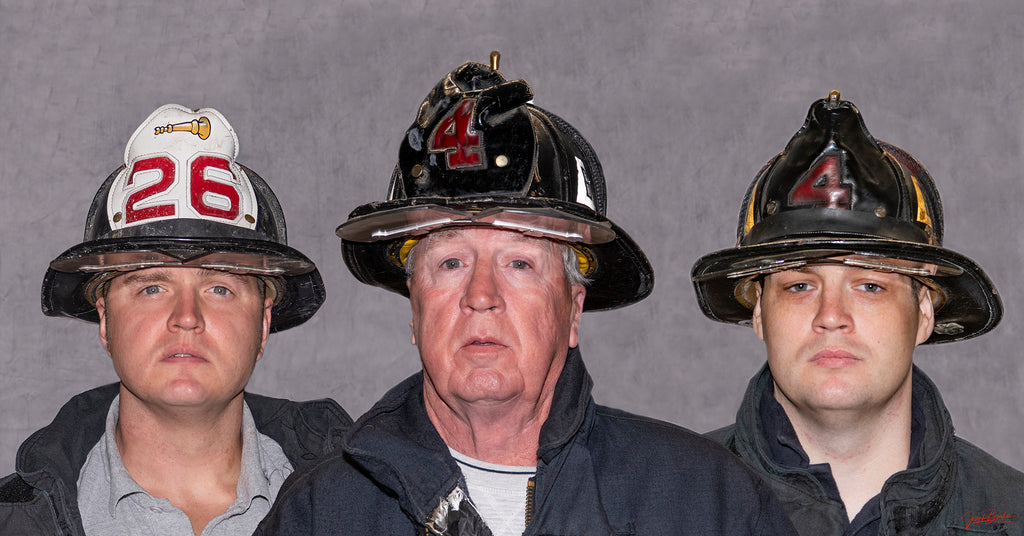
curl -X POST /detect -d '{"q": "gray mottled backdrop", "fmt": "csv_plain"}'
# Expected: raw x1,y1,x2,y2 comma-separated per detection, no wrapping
2,0,1022,475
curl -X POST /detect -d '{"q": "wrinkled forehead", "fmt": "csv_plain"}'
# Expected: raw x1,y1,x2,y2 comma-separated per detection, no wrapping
419,227,560,254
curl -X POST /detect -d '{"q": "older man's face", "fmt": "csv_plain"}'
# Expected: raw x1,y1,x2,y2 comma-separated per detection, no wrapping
408,228,585,410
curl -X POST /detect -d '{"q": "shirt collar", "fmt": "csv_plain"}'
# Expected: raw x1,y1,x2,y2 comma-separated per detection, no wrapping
102,397,146,515
102,395,279,516
235,402,276,509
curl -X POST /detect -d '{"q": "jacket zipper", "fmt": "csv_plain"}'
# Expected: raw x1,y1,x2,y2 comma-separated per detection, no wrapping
524,477,536,528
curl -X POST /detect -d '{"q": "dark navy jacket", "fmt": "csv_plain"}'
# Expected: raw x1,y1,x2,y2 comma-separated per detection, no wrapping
0,383,352,536
256,347,798,535
709,365,1024,535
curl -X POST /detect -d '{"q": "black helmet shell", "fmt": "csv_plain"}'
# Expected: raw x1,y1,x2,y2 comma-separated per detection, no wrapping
691,93,1001,343
338,60,653,311
42,104,325,332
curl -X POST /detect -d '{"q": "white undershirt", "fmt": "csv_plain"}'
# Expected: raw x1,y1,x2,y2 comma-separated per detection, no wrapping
449,448,535,536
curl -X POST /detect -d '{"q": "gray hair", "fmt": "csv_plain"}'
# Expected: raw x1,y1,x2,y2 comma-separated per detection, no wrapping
404,233,591,287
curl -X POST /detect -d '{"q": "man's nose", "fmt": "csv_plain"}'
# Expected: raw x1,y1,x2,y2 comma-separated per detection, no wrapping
169,291,205,332
460,262,504,313
814,286,852,333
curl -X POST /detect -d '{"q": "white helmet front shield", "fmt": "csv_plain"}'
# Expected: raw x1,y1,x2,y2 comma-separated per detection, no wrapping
106,104,259,232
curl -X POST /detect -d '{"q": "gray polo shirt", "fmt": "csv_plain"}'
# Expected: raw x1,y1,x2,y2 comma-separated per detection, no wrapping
77,395,293,536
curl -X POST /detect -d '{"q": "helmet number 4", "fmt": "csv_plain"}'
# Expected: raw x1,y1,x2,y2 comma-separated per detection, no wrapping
788,154,851,209
124,155,241,224
430,99,484,169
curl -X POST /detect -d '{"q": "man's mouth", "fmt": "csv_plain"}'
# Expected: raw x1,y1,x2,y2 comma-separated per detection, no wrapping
164,350,206,362
463,337,506,349
810,349,860,368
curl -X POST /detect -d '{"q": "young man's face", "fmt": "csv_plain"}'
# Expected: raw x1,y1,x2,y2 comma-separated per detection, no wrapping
96,266,272,412
752,262,934,417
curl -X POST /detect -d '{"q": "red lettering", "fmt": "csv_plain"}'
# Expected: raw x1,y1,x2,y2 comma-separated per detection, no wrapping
124,156,176,223
190,156,240,220
431,99,483,168
789,155,851,209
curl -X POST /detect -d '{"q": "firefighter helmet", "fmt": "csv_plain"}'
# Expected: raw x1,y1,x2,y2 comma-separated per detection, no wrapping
691,92,1001,343
42,104,325,332
338,55,653,310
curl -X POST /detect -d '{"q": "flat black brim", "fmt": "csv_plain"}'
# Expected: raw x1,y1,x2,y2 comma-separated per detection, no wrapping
691,238,1002,344
341,219,654,312
42,237,325,333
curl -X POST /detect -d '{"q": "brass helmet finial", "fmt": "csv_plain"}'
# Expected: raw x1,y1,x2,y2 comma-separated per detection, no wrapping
490,50,501,71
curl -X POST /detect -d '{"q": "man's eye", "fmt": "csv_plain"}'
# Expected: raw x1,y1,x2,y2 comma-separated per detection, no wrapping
858,283,883,293
210,286,232,296
442,259,462,270
509,260,530,269
786,282,811,292
141,285,162,295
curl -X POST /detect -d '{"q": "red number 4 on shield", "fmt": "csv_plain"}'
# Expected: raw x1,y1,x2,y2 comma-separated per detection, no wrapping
789,154,851,209
431,99,484,169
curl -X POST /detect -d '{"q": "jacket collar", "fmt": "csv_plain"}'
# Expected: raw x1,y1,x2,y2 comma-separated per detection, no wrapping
16,383,349,496
343,346,594,526
538,346,595,463
732,364,958,530
16,383,119,503
877,368,958,532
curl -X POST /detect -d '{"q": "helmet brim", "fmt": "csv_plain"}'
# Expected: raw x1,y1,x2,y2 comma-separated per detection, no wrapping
691,237,1001,344
42,236,325,333
338,196,653,311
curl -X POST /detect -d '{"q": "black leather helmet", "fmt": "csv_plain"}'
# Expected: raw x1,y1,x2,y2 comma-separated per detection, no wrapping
692,92,1001,343
42,104,325,332
338,54,653,311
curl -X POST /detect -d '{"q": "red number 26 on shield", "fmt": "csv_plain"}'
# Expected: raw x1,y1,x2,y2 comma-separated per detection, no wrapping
124,155,241,224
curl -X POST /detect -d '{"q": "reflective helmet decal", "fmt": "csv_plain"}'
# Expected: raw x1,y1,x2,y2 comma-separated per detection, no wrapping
574,156,596,210
106,105,258,231
787,150,852,209
429,98,485,170
912,174,933,230
744,187,757,237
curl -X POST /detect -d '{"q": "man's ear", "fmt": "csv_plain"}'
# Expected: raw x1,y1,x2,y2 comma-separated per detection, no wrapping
568,285,586,349
915,284,936,346
97,297,109,352
256,297,272,362
751,281,765,341
407,278,418,347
